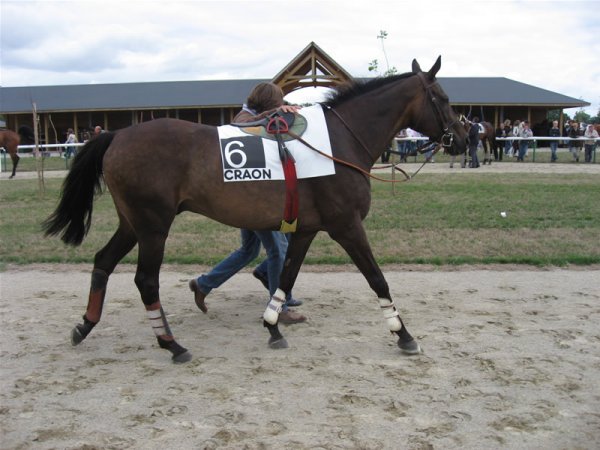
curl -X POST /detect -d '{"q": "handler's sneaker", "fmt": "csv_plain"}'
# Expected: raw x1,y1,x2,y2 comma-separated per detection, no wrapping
279,310,306,325
285,297,303,307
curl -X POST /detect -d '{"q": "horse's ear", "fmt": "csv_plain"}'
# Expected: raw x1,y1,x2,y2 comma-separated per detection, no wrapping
412,59,422,74
427,56,442,79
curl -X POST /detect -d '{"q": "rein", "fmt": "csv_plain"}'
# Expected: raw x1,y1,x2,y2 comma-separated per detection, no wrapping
285,104,442,184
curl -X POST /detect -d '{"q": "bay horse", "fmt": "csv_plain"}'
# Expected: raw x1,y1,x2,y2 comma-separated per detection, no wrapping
43,57,467,362
0,126,35,178
459,115,495,164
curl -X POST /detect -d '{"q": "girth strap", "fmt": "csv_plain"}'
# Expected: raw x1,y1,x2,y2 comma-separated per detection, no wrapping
267,113,299,232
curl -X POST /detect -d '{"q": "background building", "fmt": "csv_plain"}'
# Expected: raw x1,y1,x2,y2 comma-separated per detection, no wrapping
0,42,589,145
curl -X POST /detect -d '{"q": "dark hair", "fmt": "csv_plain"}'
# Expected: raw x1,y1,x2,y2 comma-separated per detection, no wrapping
246,82,285,113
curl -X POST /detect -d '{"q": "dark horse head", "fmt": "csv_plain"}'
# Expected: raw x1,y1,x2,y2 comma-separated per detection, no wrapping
324,56,467,158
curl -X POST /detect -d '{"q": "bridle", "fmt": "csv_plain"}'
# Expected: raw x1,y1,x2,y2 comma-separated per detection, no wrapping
283,73,460,183
415,72,458,150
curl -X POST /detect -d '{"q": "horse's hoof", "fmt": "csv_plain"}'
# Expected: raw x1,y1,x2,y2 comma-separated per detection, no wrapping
398,339,421,355
172,351,192,364
268,336,289,349
71,326,85,346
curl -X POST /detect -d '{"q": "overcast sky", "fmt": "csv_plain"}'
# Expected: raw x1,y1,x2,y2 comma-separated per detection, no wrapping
1,0,598,115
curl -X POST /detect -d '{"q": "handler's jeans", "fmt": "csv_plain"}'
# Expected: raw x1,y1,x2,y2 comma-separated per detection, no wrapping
195,229,289,311
254,233,295,302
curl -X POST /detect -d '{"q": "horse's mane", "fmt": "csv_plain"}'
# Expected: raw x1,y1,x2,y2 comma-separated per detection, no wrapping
322,72,415,108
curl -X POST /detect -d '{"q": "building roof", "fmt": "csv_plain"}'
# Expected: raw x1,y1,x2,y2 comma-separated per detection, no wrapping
0,75,588,114
0,79,265,114
438,77,587,108
272,41,354,93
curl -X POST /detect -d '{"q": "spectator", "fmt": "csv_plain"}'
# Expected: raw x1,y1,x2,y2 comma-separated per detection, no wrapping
517,121,533,162
502,119,513,158
494,123,504,161
188,82,306,325
568,121,583,162
64,128,78,158
511,120,521,157
94,125,104,136
548,120,561,162
584,124,599,163
405,128,420,159
467,117,481,168
397,129,408,162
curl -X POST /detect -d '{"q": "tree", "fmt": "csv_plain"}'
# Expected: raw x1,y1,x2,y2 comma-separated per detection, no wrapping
573,108,591,124
368,30,397,77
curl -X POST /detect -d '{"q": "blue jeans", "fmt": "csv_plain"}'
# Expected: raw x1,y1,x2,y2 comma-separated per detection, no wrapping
195,229,289,311
550,142,558,161
518,142,529,160
254,233,294,301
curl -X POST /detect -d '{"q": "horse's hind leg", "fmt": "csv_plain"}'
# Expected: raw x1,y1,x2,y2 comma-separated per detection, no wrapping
134,229,191,363
329,221,421,355
72,222,137,346
483,139,491,164
9,152,20,179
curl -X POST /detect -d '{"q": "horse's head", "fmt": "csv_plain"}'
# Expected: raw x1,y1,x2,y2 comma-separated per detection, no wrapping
411,56,467,155
458,114,474,132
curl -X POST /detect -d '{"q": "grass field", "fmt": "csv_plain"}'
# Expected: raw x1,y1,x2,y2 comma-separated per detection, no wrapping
1,169,599,268
2,144,593,173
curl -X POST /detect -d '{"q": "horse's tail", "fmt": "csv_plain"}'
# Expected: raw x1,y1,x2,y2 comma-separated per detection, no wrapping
42,132,116,246
17,125,35,144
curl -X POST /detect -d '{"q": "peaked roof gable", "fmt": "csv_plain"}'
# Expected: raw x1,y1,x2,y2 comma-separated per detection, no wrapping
271,42,354,93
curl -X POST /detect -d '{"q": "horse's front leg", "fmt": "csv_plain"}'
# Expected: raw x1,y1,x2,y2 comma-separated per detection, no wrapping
263,231,317,349
329,220,421,355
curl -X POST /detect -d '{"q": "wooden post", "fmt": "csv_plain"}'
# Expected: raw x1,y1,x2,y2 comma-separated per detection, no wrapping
32,103,45,194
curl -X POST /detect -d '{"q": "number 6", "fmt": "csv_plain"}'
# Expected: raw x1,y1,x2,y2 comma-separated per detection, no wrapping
224,140,247,168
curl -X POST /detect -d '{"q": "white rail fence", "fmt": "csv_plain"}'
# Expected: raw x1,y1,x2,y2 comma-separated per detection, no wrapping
2,138,599,172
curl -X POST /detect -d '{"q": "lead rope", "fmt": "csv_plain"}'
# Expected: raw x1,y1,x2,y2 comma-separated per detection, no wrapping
287,106,439,184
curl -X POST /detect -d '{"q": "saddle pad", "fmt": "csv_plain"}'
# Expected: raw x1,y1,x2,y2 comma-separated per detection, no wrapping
217,104,335,182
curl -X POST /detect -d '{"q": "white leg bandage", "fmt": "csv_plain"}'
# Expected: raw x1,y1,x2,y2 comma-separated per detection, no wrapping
263,289,286,325
147,308,171,337
379,298,402,331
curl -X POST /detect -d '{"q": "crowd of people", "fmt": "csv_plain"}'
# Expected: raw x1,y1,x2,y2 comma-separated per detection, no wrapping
492,119,598,164
386,119,598,167
59,125,105,158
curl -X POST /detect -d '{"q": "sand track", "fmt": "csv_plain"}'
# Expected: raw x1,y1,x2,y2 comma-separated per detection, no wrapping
1,266,599,449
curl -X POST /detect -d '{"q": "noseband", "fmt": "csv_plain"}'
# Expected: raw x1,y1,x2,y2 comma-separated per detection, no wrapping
416,73,457,149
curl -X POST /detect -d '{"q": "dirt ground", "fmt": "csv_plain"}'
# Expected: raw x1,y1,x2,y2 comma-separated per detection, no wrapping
1,264,599,450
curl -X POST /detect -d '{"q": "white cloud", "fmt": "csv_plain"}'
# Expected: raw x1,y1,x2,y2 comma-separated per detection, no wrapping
1,0,598,114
